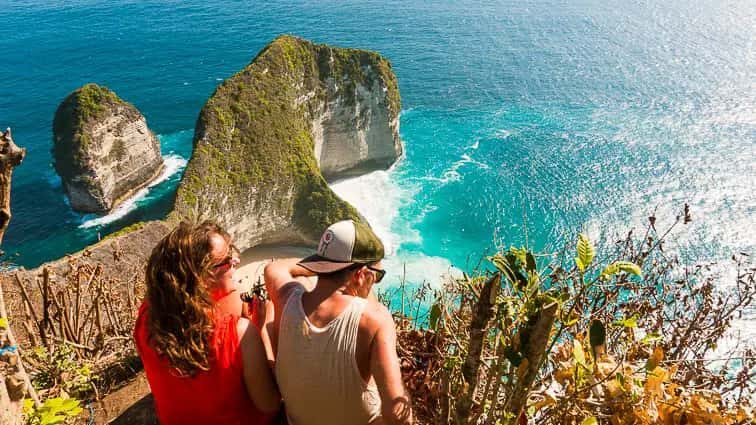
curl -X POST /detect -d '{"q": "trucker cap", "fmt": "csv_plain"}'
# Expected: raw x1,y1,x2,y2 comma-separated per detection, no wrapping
297,220,384,274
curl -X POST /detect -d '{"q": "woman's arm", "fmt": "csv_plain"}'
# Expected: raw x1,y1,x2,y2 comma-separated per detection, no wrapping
237,318,281,414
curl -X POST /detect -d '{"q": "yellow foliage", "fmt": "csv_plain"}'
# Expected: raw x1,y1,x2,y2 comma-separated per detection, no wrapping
532,340,754,425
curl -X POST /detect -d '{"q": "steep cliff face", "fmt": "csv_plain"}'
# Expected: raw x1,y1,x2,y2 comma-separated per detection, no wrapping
173,35,402,249
312,47,402,179
53,84,164,213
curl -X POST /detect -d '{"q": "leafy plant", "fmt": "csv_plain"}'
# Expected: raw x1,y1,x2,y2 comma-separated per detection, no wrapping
23,397,82,425
396,207,755,424
24,345,99,400
575,233,595,272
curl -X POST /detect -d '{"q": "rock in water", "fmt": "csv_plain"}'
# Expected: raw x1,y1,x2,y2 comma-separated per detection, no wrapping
53,84,164,213
173,35,402,249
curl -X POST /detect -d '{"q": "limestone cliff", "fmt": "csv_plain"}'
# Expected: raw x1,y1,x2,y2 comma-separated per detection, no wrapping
173,35,402,249
53,84,164,213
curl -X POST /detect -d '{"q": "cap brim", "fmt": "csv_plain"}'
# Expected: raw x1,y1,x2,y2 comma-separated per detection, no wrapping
297,254,356,274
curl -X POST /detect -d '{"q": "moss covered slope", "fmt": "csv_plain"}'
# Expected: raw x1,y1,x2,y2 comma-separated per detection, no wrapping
172,35,401,248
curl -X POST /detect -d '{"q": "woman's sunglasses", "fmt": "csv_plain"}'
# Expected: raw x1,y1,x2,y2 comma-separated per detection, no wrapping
213,255,239,273
213,245,240,273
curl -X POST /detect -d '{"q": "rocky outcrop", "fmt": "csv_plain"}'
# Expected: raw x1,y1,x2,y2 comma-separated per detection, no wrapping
173,35,402,249
53,84,164,213
311,48,402,179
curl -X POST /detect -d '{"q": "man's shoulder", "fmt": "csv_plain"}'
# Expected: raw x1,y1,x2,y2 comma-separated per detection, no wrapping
361,297,394,333
274,281,305,307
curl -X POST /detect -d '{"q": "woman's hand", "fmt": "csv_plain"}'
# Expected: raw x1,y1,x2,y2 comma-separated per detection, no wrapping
243,296,266,331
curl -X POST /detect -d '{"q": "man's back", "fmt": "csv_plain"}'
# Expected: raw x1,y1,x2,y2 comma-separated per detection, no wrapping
264,220,412,425
275,287,381,425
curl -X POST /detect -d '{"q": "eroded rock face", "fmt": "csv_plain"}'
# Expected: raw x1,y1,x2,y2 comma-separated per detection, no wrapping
53,84,164,213
173,36,402,250
312,53,402,180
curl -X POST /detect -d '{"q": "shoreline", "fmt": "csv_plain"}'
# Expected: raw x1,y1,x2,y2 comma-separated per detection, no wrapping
108,158,165,214
233,244,316,293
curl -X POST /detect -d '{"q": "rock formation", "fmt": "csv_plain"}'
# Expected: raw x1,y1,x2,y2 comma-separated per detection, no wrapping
173,35,402,249
53,84,164,213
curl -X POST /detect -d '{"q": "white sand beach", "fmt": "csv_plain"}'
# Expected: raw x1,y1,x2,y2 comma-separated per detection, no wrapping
233,244,317,294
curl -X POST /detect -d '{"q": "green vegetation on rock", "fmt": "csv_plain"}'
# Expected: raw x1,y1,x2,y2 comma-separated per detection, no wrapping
52,83,164,213
103,221,146,240
52,83,138,181
173,35,400,244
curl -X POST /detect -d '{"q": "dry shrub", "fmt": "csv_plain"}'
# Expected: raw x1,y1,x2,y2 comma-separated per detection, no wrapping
12,254,143,401
396,207,755,424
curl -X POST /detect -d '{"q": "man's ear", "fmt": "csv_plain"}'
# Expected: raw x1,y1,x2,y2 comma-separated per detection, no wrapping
353,266,368,287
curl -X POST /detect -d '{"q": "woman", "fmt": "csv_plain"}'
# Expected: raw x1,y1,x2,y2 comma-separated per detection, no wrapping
134,221,280,425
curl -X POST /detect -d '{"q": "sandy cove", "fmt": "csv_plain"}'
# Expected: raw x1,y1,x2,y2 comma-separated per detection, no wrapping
233,244,317,294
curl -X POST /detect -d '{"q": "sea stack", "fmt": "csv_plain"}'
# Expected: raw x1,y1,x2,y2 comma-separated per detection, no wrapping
173,35,402,249
52,84,164,213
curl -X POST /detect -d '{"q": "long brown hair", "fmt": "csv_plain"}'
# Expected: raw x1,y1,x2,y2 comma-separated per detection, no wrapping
145,221,231,377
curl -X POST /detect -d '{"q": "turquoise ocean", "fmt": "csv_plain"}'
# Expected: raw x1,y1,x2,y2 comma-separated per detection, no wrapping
2,1,754,336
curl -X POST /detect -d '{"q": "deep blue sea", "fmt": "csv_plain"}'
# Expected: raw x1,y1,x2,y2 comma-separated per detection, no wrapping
2,0,754,328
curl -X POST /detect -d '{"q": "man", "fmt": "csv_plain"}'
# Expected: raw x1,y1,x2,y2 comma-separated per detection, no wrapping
264,220,412,425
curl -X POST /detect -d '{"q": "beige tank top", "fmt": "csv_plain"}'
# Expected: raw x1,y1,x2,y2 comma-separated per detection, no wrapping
275,287,381,425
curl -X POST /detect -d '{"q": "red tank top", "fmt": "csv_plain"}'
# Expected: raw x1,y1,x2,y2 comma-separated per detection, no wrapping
134,302,275,425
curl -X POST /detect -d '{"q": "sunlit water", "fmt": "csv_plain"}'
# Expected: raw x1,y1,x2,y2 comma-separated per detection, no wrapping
2,1,753,338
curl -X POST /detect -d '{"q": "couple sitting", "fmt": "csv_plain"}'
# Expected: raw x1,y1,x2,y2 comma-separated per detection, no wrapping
133,220,412,425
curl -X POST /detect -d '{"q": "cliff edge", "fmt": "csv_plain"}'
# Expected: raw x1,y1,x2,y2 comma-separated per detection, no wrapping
173,35,402,249
53,84,164,213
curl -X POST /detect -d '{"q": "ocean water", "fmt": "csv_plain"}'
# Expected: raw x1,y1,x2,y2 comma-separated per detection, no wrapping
2,0,754,321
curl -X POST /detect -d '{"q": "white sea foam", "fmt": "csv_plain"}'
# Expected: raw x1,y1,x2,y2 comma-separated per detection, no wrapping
79,188,148,229
382,253,462,291
78,154,187,229
329,169,460,289
398,107,415,118
330,170,410,255
434,153,490,184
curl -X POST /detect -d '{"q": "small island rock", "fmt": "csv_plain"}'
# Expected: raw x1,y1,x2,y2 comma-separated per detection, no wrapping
53,84,164,213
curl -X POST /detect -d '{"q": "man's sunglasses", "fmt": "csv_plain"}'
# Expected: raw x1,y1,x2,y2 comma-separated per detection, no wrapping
366,265,386,283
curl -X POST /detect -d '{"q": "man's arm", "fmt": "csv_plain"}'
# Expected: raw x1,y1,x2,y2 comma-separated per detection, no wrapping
263,258,316,309
263,258,316,355
370,307,413,425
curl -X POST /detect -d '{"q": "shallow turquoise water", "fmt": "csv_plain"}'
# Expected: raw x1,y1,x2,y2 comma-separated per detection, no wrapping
1,0,753,291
